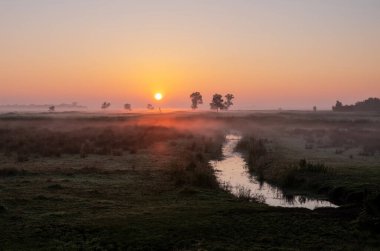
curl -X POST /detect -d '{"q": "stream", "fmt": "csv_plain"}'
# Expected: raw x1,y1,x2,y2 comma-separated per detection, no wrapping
210,134,338,210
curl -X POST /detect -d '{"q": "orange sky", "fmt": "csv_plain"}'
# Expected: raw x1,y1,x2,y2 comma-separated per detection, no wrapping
0,1,379,109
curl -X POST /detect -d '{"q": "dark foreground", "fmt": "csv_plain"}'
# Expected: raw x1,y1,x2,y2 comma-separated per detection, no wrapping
0,111,379,250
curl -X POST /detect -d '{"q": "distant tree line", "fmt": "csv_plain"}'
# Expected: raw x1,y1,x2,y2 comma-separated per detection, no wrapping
190,92,235,111
97,92,235,112
99,102,132,111
332,98,380,112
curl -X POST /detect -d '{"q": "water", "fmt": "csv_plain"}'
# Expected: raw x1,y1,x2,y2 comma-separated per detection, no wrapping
210,134,338,210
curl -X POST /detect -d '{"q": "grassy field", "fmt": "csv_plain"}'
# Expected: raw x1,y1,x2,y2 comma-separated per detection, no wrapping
0,111,379,250
234,112,380,196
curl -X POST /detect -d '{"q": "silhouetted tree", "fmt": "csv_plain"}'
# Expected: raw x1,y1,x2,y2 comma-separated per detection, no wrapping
147,104,154,110
224,94,234,110
124,103,132,111
101,102,111,110
353,97,380,111
333,101,343,111
336,98,380,111
210,94,224,112
313,106,317,112
190,92,203,110
48,106,55,112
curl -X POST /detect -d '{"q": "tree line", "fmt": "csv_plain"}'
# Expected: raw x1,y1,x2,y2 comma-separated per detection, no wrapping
332,98,380,112
96,92,235,111
190,92,234,111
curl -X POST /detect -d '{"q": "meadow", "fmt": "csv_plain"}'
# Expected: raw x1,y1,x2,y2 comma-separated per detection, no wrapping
0,111,379,250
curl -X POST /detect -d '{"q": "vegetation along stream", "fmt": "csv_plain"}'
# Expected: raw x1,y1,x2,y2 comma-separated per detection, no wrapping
210,134,338,210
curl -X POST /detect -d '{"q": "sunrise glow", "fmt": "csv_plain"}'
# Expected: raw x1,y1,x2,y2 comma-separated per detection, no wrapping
1,2,380,250
154,93,163,101
0,1,379,109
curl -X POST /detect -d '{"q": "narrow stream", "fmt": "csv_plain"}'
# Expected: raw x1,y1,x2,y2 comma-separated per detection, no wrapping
210,134,338,210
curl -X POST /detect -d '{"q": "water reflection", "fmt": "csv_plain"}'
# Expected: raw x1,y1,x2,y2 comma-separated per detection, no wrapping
210,134,338,210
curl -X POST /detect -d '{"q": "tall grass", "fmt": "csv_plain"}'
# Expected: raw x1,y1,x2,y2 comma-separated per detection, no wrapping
167,160,219,189
0,124,190,160
235,185,266,203
167,133,224,189
298,159,331,173
236,135,335,191
235,136,272,181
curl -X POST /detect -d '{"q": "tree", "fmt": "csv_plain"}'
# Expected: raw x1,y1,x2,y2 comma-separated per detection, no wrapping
335,101,343,108
210,94,225,112
48,106,55,112
101,102,111,109
190,92,203,110
332,101,343,111
124,103,132,111
147,104,154,110
332,98,380,112
224,94,234,110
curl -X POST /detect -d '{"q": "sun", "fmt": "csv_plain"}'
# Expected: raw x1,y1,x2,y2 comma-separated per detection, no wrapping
154,93,163,101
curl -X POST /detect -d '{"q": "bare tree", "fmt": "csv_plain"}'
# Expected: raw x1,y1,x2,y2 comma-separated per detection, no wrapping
124,103,132,111
224,94,234,110
147,104,154,110
210,94,225,112
190,92,203,110
101,102,111,110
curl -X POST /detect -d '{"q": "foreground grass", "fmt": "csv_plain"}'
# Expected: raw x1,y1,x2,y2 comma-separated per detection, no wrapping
0,147,378,250
0,113,379,250
0,164,375,250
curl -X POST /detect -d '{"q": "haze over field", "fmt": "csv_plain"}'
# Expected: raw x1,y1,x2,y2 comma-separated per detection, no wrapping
1,0,379,110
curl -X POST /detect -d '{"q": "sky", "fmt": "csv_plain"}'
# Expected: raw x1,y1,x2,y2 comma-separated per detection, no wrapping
0,0,379,110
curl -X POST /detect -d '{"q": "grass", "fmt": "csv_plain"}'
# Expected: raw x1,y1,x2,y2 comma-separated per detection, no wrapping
0,112,379,250
236,132,380,205
234,113,380,236
0,153,376,250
